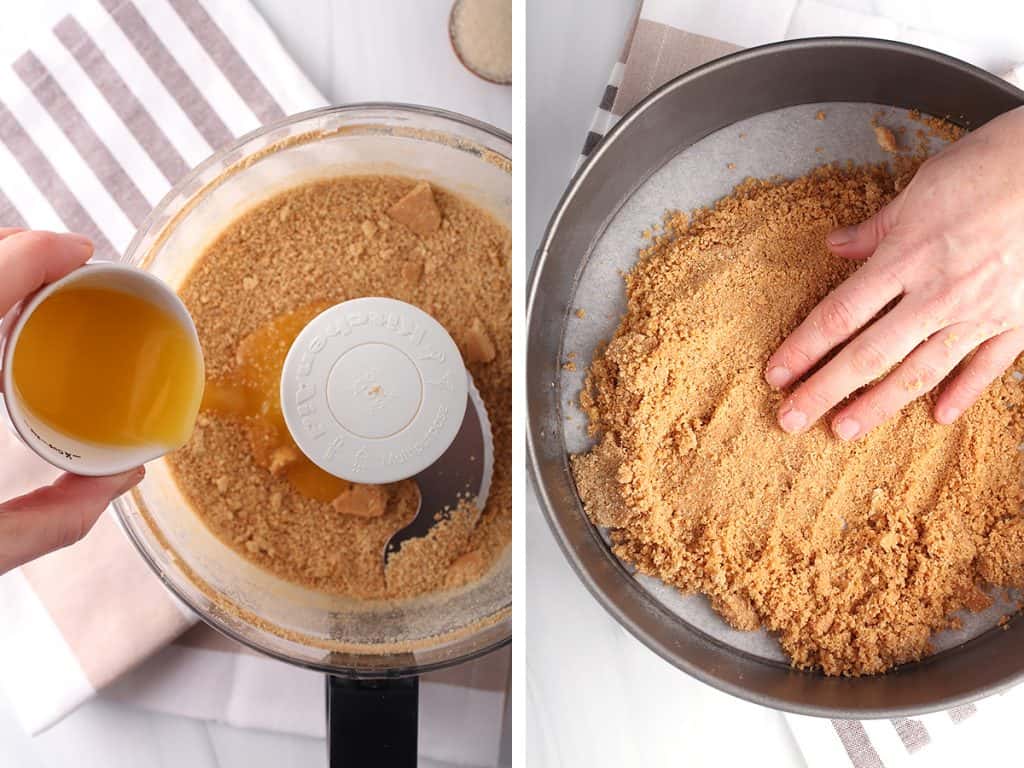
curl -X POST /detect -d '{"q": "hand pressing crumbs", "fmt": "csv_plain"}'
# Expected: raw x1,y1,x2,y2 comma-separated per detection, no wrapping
572,154,1024,676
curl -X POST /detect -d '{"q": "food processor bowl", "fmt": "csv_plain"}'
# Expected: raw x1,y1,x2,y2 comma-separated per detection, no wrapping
114,104,510,765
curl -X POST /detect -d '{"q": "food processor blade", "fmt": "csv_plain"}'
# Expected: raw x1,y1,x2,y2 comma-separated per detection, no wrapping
385,379,493,562
280,297,494,556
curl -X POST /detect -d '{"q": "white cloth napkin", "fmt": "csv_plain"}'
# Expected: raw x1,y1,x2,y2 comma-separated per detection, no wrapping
569,1,1024,765
0,3,510,766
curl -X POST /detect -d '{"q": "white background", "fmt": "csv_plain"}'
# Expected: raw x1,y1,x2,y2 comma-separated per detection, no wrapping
0,2,510,767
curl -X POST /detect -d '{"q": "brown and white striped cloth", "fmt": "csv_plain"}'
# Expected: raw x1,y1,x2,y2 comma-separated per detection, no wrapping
0,3,510,765
577,1,1024,766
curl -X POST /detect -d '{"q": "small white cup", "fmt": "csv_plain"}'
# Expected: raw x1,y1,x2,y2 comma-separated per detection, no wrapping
0,263,203,477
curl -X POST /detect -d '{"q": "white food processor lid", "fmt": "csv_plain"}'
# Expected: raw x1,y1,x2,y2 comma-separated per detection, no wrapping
280,297,469,484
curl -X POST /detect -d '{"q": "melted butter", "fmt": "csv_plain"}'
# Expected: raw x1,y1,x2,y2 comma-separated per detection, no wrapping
201,303,348,501
12,285,203,448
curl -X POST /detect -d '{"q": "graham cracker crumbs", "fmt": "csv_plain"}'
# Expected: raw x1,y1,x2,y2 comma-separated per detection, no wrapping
572,153,1024,676
642,229,652,239
268,444,300,476
387,181,442,237
445,547,488,588
168,175,510,600
815,147,824,154
333,483,388,518
575,308,586,319
815,110,826,121
401,259,424,285
874,125,899,153
908,109,966,142
563,361,577,372
465,317,497,363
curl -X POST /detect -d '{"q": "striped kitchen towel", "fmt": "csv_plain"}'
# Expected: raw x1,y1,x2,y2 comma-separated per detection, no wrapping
576,1,1024,766
786,685,1024,768
0,4,510,766
0,0,319,258
0,0,320,733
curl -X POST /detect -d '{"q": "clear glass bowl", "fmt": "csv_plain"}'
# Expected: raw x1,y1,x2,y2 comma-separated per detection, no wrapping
115,104,511,677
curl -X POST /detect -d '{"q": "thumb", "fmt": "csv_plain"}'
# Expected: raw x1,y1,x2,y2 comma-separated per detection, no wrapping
0,467,144,574
826,192,905,260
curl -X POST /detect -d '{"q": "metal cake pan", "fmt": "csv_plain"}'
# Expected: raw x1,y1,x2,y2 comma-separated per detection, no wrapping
527,38,1024,718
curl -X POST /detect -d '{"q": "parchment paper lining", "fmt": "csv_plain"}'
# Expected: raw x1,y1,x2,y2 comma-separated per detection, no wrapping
560,102,1019,665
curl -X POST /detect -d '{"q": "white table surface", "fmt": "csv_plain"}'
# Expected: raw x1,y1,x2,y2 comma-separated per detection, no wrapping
525,1,807,765
0,2,510,767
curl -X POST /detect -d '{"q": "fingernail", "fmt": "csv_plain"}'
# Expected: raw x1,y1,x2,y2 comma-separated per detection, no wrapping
779,406,807,433
826,225,857,246
765,365,791,388
833,416,861,441
59,232,93,251
935,405,959,424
